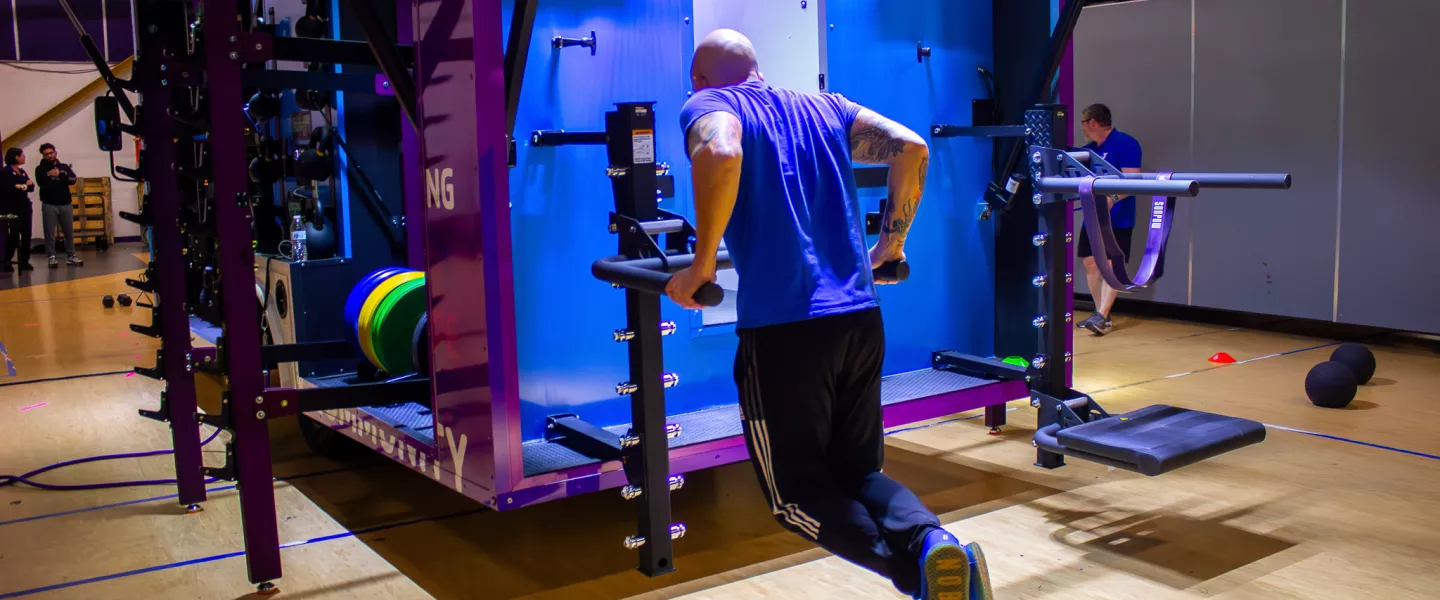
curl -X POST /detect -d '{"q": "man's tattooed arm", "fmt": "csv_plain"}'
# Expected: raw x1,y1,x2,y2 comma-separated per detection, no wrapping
850,108,929,253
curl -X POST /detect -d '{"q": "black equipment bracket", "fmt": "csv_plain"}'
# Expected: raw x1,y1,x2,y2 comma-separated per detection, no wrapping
932,350,1030,383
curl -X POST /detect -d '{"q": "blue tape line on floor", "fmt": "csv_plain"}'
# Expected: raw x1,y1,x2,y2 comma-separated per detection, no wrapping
1265,425,1440,461
0,342,15,377
0,507,486,599
0,465,371,528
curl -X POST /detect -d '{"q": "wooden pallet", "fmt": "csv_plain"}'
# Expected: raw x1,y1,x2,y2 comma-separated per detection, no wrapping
69,176,113,249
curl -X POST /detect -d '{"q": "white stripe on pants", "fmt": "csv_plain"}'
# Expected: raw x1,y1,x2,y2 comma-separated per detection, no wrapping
738,335,822,539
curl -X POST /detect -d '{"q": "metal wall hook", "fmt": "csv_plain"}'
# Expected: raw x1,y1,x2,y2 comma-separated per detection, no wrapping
553,30,597,56
917,41,931,63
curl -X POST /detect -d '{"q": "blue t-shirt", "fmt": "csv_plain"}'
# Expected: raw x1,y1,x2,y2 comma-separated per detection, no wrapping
1082,129,1143,229
679,80,875,329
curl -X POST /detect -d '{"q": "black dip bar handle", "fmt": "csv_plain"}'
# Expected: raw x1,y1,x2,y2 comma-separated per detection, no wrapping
873,260,909,284
594,253,912,306
593,252,733,307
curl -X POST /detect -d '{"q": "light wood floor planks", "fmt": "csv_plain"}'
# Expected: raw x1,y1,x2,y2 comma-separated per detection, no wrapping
2,272,1438,600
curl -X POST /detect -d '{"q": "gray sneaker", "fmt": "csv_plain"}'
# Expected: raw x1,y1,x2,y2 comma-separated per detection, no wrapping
48,255,57,268
1079,313,1112,336
67,255,83,266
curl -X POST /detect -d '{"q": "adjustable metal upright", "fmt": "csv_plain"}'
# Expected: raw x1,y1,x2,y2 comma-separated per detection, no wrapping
132,0,207,514
1023,106,1077,470
605,102,683,576
200,0,282,591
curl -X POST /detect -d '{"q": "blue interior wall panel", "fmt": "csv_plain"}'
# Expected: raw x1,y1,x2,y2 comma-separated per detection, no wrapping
0,1,16,61
508,0,994,442
826,0,996,370
16,0,105,62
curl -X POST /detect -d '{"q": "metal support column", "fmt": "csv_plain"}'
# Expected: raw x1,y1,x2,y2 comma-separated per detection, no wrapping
605,102,678,577
134,0,207,512
202,0,282,588
1026,106,1075,469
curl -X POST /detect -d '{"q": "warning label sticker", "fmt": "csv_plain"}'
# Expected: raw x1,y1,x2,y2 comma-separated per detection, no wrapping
632,129,655,164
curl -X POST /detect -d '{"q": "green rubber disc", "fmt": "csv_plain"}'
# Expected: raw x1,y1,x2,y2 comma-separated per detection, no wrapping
370,278,428,375
1002,356,1030,369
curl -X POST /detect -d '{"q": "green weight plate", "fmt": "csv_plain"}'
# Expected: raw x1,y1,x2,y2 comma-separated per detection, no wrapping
371,278,428,375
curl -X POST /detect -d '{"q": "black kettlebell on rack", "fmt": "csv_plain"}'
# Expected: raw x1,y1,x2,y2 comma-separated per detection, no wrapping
246,90,281,120
248,136,284,184
295,127,335,182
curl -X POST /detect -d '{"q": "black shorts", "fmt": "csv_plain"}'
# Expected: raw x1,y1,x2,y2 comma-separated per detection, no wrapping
1077,225,1133,262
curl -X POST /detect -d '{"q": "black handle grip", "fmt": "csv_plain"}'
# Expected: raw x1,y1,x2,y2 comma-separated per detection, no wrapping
693,282,725,307
873,260,910,284
591,252,734,308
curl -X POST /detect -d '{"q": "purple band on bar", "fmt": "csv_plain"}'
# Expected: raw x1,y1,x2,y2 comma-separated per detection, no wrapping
1078,173,1174,291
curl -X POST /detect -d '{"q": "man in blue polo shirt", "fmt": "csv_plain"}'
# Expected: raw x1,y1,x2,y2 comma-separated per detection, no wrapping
664,29,993,600
1076,104,1143,336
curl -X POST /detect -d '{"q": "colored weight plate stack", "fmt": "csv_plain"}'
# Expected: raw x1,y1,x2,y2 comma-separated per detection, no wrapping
370,277,428,376
345,266,408,352
358,271,424,373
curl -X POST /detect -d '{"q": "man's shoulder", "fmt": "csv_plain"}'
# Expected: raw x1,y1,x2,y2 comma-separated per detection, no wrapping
1112,129,1141,148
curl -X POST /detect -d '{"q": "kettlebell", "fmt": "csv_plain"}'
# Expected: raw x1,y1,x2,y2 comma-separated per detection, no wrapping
248,136,284,184
246,90,281,120
295,127,335,181
295,15,327,38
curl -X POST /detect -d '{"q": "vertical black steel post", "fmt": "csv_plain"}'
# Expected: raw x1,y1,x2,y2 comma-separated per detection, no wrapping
1027,106,1070,469
605,103,675,576
134,0,207,510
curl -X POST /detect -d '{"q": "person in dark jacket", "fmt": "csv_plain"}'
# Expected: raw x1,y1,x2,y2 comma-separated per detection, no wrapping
37,143,81,267
1,147,36,273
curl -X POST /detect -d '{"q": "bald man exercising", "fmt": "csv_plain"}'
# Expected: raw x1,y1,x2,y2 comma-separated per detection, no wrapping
665,30,993,600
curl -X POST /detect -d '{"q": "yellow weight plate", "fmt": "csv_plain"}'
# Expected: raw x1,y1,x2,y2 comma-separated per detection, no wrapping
358,271,424,369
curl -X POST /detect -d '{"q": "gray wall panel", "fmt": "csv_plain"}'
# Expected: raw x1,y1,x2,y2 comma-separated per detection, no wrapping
1073,0,1191,305
1335,0,1440,333
1189,0,1341,320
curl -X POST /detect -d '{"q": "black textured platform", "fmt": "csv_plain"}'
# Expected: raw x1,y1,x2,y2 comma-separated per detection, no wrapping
881,369,992,406
524,405,742,476
522,368,992,477
303,373,436,446
1054,405,1266,476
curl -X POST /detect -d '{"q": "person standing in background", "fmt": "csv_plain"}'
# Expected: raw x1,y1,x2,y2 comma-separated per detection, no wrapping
1074,104,1142,336
37,143,82,268
1,147,36,273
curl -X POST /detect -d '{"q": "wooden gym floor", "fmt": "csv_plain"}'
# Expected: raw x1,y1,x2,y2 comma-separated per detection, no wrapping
3,258,1439,599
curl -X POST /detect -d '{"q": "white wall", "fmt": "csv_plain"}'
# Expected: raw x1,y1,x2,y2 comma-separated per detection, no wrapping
692,0,825,93
0,62,142,241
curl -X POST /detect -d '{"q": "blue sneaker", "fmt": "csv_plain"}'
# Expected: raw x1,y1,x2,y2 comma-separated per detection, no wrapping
916,529,969,600
964,542,994,600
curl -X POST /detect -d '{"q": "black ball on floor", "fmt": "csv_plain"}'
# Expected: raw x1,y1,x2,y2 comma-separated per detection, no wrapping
102,295,115,309
1330,343,1376,385
117,294,133,307
1305,360,1357,409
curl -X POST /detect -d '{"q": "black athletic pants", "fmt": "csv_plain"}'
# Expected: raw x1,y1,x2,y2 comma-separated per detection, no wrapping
734,307,941,597
1,204,32,269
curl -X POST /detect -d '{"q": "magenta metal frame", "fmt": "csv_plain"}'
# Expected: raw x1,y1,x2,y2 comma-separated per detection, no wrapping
135,0,1063,591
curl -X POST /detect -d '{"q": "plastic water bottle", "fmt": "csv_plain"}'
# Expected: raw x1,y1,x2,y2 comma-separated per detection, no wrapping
290,215,308,262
